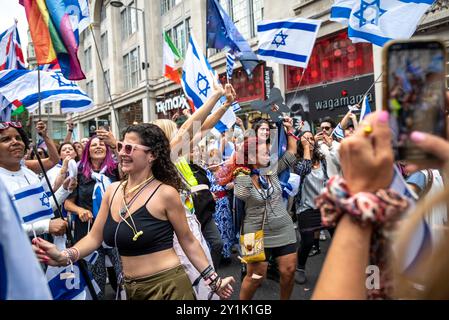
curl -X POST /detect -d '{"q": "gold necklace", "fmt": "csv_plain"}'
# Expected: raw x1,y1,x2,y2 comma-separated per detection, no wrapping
120,197,144,241
123,175,154,198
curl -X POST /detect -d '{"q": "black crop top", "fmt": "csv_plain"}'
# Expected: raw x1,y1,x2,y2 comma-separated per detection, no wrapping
103,184,174,256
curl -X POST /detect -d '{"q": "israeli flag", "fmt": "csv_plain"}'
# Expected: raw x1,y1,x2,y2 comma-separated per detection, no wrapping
332,123,346,140
360,96,372,121
0,179,52,300
256,18,321,68
46,236,100,300
181,35,236,134
65,0,91,43
12,183,54,224
330,0,436,47
226,52,235,80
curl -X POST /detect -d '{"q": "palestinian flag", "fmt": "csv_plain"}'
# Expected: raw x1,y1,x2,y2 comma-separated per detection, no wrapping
163,32,182,84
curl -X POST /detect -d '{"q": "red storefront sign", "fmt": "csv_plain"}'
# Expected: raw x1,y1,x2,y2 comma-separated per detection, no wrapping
286,30,374,91
219,63,265,103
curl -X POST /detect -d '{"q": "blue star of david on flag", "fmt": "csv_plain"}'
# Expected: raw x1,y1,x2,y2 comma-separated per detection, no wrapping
40,193,51,208
271,31,288,48
353,0,387,28
50,73,78,88
196,72,210,98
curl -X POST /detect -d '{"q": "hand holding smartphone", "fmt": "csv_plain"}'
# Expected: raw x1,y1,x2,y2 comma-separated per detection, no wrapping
383,39,447,166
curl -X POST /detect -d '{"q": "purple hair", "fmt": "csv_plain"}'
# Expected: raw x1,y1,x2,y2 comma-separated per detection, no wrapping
79,136,117,180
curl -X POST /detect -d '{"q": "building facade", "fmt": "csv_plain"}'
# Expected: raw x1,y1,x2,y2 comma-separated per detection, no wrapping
67,0,449,139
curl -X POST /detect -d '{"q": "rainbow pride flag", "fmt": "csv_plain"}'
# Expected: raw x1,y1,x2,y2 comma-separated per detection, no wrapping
20,0,85,80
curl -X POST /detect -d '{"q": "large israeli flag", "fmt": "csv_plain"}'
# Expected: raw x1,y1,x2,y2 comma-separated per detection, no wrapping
0,69,94,113
0,179,52,300
330,0,436,47
256,18,321,68
181,35,236,134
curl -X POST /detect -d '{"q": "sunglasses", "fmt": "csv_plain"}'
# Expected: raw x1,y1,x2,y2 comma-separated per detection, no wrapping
0,122,23,130
321,126,331,131
117,141,150,155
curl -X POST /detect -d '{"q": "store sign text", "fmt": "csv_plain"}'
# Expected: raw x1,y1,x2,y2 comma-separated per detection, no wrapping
156,95,189,115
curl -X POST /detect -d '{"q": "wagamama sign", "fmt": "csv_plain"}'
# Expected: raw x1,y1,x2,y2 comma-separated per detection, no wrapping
156,94,189,115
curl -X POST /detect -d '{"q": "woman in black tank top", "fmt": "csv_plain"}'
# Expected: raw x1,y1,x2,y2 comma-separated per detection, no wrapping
32,123,235,300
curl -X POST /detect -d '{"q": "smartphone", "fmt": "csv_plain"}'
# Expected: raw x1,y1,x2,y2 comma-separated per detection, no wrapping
383,39,447,164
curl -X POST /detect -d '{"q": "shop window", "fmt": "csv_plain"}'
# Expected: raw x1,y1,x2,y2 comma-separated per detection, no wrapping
285,30,374,91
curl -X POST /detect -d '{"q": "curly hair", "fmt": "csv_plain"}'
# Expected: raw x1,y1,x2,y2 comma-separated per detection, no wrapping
123,123,182,190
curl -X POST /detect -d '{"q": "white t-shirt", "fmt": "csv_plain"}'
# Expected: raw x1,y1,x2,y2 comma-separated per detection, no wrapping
0,165,70,236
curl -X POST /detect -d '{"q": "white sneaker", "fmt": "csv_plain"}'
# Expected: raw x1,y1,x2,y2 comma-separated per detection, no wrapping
319,230,327,241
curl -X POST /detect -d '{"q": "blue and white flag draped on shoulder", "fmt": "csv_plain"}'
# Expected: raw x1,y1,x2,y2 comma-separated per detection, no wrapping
0,179,52,300
181,35,236,134
0,69,94,114
330,0,436,47
256,18,321,69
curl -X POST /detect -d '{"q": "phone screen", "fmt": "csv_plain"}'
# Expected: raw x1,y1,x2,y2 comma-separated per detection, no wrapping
386,41,446,161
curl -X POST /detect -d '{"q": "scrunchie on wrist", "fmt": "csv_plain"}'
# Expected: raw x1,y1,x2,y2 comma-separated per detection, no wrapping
315,175,409,300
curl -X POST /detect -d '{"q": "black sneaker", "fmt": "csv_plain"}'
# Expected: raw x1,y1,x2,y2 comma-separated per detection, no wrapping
295,269,307,284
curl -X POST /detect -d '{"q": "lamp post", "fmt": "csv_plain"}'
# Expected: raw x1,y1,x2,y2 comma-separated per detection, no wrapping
111,1,152,122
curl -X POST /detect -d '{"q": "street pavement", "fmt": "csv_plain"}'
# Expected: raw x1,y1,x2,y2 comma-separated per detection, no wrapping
104,231,331,300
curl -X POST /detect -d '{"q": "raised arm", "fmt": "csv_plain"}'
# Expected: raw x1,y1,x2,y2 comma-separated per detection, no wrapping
171,75,225,152
25,121,59,173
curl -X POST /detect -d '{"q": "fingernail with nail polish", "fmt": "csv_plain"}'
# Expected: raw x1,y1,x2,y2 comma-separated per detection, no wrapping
411,131,426,142
378,111,389,123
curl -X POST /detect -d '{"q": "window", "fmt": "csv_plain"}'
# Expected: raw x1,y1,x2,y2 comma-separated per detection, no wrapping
161,0,170,15
173,23,186,57
285,31,374,90
185,17,191,44
103,70,110,102
84,47,92,72
100,1,107,24
251,0,264,38
123,48,140,90
101,32,108,59
121,1,138,40
44,103,53,114
232,0,250,40
86,80,94,99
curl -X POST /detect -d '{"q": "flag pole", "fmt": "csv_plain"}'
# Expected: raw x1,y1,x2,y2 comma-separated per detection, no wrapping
88,24,120,130
33,149,99,300
37,67,42,121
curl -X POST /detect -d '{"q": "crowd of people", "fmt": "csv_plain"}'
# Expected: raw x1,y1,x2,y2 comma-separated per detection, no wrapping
1,81,448,300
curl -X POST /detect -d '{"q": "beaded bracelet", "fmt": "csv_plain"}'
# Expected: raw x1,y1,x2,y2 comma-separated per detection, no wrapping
314,176,409,300
61,247,80,265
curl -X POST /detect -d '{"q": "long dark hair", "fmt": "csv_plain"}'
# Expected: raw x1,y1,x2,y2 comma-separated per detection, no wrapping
296,131,324,164
123,123,182,190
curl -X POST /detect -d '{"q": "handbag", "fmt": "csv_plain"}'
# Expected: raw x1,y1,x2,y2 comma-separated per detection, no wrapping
239,202,267,264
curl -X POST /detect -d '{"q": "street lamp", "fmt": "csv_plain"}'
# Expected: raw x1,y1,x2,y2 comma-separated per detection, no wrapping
111,1,152,122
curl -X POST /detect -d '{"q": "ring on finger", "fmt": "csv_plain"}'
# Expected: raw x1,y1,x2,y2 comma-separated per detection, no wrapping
362,124,373,136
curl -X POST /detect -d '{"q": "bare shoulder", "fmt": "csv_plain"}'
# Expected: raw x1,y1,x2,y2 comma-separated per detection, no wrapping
105,181,122,198
157,183,181,201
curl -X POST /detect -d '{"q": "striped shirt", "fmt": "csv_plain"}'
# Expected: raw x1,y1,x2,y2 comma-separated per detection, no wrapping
235,152,297,248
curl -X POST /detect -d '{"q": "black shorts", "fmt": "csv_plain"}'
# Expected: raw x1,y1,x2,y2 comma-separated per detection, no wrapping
264,242,297,260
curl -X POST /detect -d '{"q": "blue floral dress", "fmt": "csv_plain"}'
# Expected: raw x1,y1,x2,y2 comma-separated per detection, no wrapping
207,170,234,258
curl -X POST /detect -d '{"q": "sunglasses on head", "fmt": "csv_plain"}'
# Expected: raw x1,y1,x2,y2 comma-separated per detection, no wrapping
117,141,151,155
0,122,23,130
